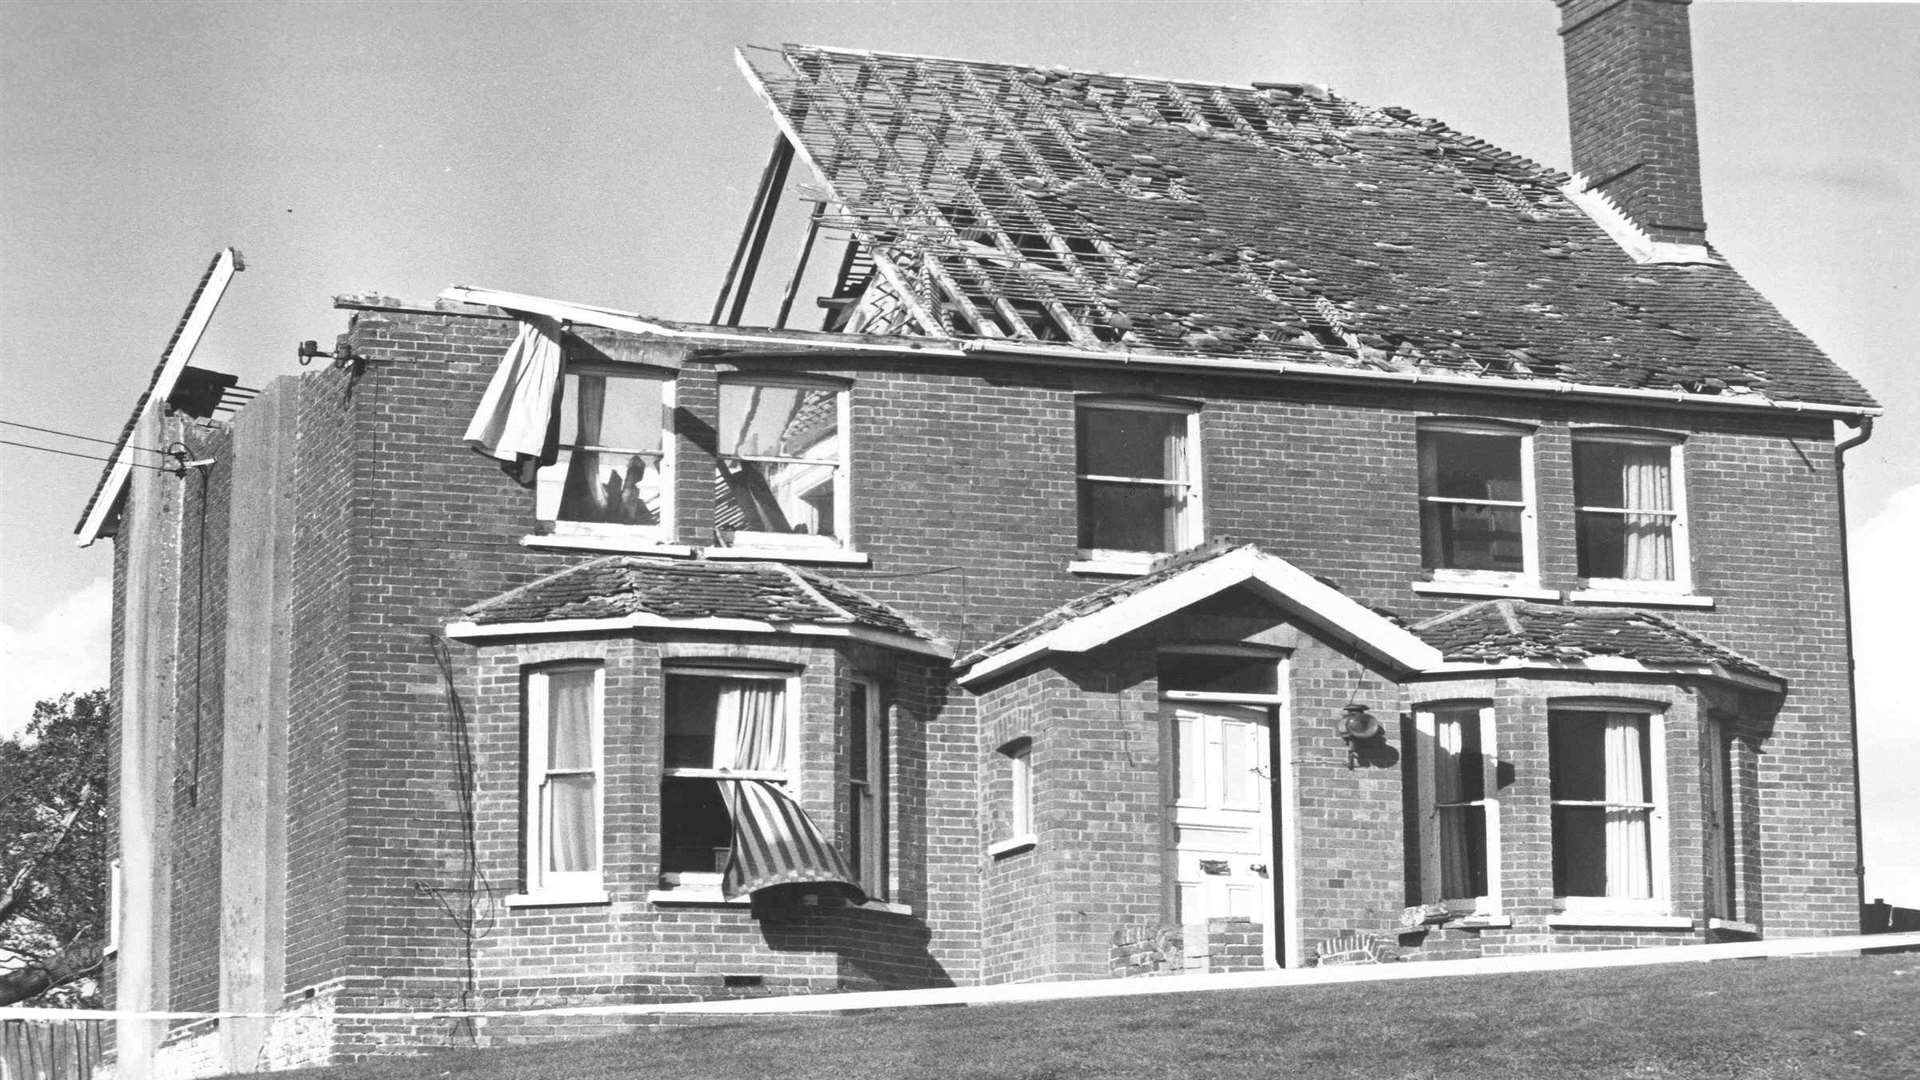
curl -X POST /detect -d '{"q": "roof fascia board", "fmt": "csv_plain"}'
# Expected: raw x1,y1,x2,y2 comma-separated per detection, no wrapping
959,549,1442,687
76,247,243,547
1418,658,1783,694
435,286,966,358
444,613,950,658
420,290,1873,420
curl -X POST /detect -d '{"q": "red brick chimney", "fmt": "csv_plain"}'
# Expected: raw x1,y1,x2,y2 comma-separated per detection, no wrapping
1557,0,1707,247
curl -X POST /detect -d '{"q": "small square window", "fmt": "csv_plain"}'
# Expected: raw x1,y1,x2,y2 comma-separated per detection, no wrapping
716,381,848,548
1076,400,1201,556
1417,424,1535,578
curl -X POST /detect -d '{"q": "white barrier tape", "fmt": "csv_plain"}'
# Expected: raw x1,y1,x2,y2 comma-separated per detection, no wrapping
7,930,1917,1023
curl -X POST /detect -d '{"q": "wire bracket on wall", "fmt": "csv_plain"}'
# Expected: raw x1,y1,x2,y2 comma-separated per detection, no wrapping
161,441,216,476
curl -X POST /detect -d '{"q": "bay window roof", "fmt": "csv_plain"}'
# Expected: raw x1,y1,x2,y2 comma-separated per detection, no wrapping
1413,599,1782,690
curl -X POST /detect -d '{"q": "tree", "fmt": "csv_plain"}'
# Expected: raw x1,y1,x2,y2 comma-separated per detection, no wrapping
0,689,108,1007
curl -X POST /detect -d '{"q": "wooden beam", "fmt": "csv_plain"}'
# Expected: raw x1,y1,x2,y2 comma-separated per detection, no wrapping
774,201,827,329
710,136,794,326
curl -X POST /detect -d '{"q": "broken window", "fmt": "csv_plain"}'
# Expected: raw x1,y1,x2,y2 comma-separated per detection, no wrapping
523,662,604,899
1417,422,1535,578
1574,433,1686,586
1550,708,1662,907
537,367,672,536
1076,399,1201,557
660,669,793,884
715,380,847,547
1413,703,1499,914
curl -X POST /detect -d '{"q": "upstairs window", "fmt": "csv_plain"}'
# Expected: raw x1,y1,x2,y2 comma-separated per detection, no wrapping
537,367,673,536
1417,423,1535,578
1076,399,1201,557
660,669,793,884
1550,708,1665,907
524,663,605,899
716,380,848,548
1574,433,1687,587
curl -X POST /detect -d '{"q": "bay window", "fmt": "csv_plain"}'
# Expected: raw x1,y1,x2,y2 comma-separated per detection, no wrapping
524,663,605,899
1075,399,1201,558
1550,707,1666,909
1414,704,1500,915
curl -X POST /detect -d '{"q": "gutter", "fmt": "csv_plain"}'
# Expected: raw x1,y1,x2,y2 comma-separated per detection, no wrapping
1834,416,1874,925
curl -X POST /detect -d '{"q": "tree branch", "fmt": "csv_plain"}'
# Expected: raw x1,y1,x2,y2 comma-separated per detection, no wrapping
0,934,103,1008
0,780,95,925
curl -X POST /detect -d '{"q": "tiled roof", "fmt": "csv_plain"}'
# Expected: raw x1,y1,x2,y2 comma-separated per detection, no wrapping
957,542,1269,668
462,556,935,643
739,46,1875,410
1413,600,1782,684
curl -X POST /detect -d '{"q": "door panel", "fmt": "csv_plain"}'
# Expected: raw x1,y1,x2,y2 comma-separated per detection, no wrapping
1167,703,1275,945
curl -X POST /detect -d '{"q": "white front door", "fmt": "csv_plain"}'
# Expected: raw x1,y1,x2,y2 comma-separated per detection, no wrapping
1168,703,1275,961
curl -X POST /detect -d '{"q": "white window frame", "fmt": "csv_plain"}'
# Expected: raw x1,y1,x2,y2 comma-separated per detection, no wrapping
1548,703,1670,917
848,677,888,899
520,662,607,904
1074,397,1203,566
105,858,121,956
1415,419,1540,588
988,738,1036,857
1413,703,1502,919
658,666,801,892
1569,429,1692,595
534,364,677,545
714,377,852,552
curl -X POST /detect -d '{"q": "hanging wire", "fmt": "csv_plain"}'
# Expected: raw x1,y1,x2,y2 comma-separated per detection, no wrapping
0,418,165,452
0,439,171,471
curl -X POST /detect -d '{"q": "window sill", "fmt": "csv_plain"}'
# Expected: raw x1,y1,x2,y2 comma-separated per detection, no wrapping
647,887,751,906
1567,588,1713,609
1411,579,1558,601
504,889,611,909
1546,913,1694,930
522,534,694,557
1707,918,1760,936
701,546,871,566
987,834,1037,859
1068,556,1155,577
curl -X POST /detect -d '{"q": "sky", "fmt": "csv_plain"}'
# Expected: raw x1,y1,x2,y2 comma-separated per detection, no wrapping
1,1,1914,901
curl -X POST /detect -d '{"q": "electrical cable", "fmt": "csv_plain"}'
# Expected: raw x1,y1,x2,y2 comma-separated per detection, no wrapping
0,418,164,453
0,439,171,470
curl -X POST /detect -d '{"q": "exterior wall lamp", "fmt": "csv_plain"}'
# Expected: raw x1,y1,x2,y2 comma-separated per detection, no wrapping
1336,703,1387,769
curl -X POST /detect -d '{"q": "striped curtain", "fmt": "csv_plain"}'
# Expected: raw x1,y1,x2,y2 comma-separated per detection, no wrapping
712,681,864,901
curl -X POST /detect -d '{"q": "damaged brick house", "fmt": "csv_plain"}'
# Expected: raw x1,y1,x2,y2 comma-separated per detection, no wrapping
84,1,1879,1072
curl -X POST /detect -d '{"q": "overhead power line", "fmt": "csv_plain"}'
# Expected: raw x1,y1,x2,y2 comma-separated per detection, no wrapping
1,438,170,471
0,417,164,455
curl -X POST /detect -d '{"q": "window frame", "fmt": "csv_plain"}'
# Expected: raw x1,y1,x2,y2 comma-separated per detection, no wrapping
1570,429,1692,595
1547,702,1670,916
522,661,607,903
1412,702,1502,919
714,375,852,552
535,363,677,544
1074,396,1204,564
657,665,801,892
1414,419,1540,587
988,737,1036,857
847,677,889,899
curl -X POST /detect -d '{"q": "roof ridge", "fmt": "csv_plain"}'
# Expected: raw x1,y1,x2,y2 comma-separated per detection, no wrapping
776,563,856,624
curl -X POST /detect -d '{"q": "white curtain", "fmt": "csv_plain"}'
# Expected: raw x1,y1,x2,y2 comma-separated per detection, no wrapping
1162,420,1188,551
1604,715,1652,898
546,672,596,873
560,374,610,519
1619,446,1673,581
712,680,786,773
1435,717,1473,901
463,315,565,465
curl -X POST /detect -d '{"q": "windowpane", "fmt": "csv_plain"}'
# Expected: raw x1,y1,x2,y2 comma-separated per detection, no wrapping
1551,711,1655,899
717,457,838,537
546,775,597,872
1552,805,1608,896
716,383,841,539
660,777,733,873
1175,717,1205,805
1420,504,1524,572
720,384,838,458
849,683,870,783
1077,408,1186,480
1574,440,1676,581
546,668,595,771
1421,431,1521,501
1078,481,1183,551
1439,804,1488,899
560,373,663,451
555,372,666,526
1159,653,1278,695
665,677,721,769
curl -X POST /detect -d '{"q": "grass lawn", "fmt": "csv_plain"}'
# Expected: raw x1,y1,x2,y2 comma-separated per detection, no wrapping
256,954,1918,1080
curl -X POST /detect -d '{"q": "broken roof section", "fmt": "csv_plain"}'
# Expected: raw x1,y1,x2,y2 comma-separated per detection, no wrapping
446,555,949,657
1413,599,1783,689
737,45,1875,411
